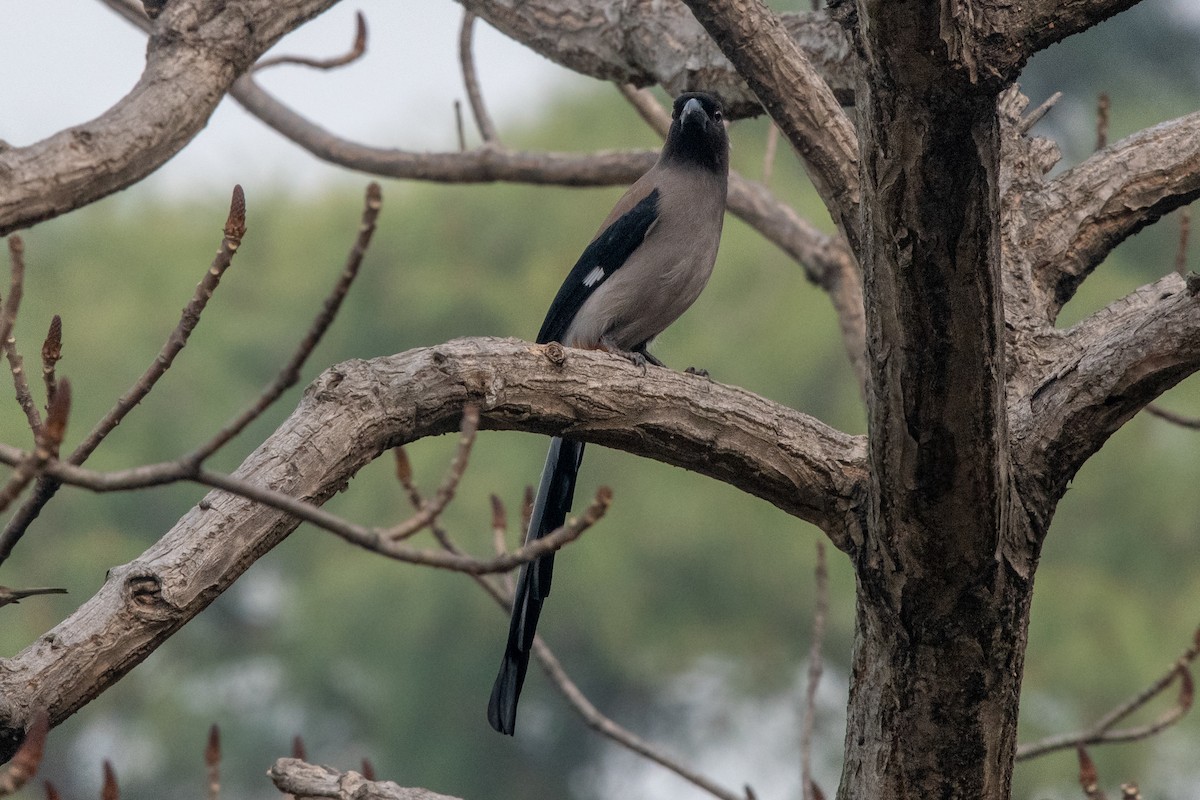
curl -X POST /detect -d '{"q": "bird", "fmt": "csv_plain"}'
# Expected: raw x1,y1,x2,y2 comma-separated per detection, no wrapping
487,91,730,736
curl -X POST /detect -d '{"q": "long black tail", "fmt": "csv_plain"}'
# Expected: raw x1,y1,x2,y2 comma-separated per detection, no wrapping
487,436,586,735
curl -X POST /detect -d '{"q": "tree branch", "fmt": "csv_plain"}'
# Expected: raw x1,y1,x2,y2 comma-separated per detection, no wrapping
1030,111,1200,321
1016,626,1199,760
0,338,864,753
232,73,658,184
455,0,857,114
270,759,461,800
0,187,247,563
800,540,828,800
680,0,861,253
1018,274,1200,506
458,11,500,144
253,10,367,72
1000,0,1143,74
1,0,339,236
530,637,749,800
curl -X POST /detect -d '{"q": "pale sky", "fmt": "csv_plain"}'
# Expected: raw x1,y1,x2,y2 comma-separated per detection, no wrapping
2,1,579,194
6,1,1200,198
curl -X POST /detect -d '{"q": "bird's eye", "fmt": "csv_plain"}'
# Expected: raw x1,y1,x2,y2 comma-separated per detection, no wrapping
714,110,723,121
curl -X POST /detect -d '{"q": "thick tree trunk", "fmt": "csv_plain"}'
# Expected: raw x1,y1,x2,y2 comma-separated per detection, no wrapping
839,6,1034,798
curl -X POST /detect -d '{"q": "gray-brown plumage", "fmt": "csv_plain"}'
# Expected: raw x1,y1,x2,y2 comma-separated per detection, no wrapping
488,92,730,736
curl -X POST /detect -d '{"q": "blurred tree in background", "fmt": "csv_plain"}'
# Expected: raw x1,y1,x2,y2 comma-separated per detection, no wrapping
0,1,1198,799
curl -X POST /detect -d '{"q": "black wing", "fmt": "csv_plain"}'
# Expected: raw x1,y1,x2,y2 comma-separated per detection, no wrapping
536,189,660,345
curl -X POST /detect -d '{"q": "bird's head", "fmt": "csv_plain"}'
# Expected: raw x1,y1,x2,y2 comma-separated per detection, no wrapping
663,91,729,176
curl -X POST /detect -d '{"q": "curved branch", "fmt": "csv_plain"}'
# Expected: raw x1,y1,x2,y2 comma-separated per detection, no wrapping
1000,0,1142,74
680,0,861,253
0,338,865,752
1016,274,1200,508
231,74,658,184
459,11,500,144
1031,111,1200,321
456,0,857,116
0,0,340,236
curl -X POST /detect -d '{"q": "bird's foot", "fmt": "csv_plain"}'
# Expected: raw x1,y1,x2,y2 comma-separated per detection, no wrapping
636,347,667,368
684,365,711,379
599,337,654,373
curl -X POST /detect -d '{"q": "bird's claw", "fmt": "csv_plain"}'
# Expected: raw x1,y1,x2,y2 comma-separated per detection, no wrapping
684,366,711,379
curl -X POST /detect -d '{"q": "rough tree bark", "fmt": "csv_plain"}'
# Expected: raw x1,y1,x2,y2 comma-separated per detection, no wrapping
1,0,1198,798
842,7,1019,798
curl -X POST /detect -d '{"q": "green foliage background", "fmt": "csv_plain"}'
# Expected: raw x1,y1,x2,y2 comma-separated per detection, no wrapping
2,5,1199,798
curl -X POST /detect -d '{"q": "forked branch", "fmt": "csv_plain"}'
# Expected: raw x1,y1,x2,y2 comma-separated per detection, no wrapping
1016,626,1199,760
2,0,340,236
1031,110,1200,321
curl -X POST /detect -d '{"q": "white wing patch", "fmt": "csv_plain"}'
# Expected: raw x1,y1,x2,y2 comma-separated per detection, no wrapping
582,266,606,287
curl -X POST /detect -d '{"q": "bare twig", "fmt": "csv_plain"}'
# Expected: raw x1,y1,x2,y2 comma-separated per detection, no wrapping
395,446,742,800
0,710,47,796
387,405,479,541
393,448,418,508
490,493,516,593
1178,207,1191,276
0,239,27,397
234,71,658,184
0,587,67,608
0,381,70,516
532,638,746,800
490,494,508,556
360,759,375,781
393,445,457,559
1017,625,1200,760
393,457,508,600
206,724,220,800
459,11,500,143
40,316,61,409
185,182,380,465
1078,747,1106,800
101,760,119,800
80,188,244,460
0,188,245,562
1145,403,1200,429
1018,91,1063,135
0,409,606,573
318,481,610,573
292,735,307,762
392,441,740,800
453,101,467,152
617,84,671,138
521,484,534,539
800,540,828,800
254,12,367,72
5,334,41,436
1096,92,1111,151
763,124,779,187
